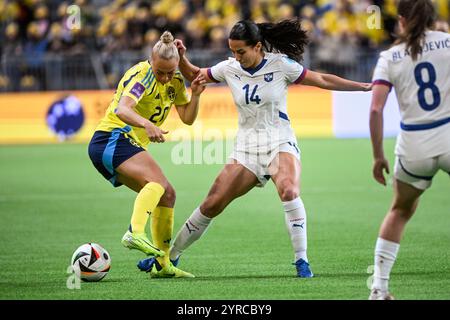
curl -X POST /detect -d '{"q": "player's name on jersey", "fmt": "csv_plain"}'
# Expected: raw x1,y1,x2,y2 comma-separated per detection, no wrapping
392,38,450,62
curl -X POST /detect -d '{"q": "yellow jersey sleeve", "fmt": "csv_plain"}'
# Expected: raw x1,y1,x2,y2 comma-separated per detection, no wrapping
121,69,156,104
95,63,190,149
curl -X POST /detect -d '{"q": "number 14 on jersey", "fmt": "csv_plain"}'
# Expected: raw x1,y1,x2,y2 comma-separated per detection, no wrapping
242,84,261,105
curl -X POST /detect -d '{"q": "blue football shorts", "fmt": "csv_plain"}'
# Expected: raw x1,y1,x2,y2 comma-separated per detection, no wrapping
88,126,145,187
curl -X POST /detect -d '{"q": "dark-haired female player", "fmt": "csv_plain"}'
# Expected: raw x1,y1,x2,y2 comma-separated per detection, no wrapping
139,19,371,277
369,0,450,300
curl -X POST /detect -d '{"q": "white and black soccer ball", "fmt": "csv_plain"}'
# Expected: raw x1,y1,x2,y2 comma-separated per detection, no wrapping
71,243,111,282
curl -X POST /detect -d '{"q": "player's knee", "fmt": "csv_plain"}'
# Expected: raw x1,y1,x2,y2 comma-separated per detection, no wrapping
391,203,414,220
142,176,168,189
200,195,224,217
159,183,176,207
279,181,299,201
140,178,175,206
281,189,298,201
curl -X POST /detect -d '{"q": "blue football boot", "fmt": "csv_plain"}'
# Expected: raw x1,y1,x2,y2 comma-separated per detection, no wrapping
137,256,180,272
137,257,157,272
294,258,314,278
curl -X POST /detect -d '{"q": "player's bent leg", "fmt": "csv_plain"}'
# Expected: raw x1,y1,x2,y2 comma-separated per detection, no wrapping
270,152,312,277
270,152,301,202
380,155,445,242
371,179,424,300
380,155,434,242
371,155,447,299
137,197,180,272
150,198,193,278
152,183,176,264
158,183,176,208
379,179,424,242
200,160,259,217
169,161,259,262
122,173,177,264
116,151,170,190
116,151,171,257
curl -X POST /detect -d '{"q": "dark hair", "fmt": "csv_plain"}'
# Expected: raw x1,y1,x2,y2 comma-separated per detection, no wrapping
229,19,309,62
396,0,436,60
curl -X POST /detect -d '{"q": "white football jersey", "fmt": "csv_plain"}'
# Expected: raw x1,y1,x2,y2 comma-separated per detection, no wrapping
372,31,450,159
208,52,307,152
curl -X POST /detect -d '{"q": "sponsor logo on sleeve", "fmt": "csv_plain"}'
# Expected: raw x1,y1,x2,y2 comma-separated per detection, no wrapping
130,82,145,99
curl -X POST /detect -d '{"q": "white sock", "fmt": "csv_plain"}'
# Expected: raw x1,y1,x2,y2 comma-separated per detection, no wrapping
372,237,400,292
170,207,211,261
283,197,308,263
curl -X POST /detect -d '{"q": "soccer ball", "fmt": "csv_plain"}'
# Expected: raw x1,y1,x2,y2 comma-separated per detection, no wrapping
71,243,111,282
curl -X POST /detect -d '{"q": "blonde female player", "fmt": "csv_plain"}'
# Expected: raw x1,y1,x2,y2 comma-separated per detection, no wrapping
88,31,205,278
139,19,371,277
369,0,450,300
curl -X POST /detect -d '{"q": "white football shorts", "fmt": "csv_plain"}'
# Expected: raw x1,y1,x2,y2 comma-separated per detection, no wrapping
229,141,301,187
394,151,450,190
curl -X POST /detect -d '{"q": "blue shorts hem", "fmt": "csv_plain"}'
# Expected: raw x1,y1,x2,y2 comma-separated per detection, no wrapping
88,130,145,187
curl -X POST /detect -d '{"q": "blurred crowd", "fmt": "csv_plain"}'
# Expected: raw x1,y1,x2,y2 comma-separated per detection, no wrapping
0,0,449,91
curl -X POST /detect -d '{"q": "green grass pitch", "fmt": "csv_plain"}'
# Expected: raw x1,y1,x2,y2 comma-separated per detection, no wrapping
0,138,449,300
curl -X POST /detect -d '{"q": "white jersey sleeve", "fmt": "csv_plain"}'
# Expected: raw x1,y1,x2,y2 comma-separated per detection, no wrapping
372,52,393,89
279,56,307,84
207,60,229,83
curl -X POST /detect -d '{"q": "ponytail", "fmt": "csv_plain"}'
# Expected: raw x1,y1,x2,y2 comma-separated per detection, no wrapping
229,19,309,62
397,0,436,60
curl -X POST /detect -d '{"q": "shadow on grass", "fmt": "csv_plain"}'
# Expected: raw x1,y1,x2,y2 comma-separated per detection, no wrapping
147,274,317,281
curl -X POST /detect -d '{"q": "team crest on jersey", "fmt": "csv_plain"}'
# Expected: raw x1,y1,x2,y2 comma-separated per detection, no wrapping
166,86,176,101
264,73,273,82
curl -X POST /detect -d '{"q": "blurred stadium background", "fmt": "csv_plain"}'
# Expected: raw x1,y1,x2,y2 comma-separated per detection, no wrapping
0,0,449,300
1,0,449,92
2,0,449,144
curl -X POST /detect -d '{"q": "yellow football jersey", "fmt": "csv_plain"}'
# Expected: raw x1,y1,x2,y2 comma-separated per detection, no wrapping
96,60,190,148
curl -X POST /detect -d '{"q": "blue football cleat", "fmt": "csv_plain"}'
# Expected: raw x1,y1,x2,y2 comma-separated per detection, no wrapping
294,258,314,278
137,256,180,272
137,257,156,272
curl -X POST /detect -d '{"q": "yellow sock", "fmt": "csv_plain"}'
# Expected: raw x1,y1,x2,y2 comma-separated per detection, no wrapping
130,182,165,234
151,206,174,267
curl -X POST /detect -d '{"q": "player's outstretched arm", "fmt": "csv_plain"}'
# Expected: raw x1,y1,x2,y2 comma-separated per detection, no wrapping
174,39,215,84
301,70,372,91
369,84,391,186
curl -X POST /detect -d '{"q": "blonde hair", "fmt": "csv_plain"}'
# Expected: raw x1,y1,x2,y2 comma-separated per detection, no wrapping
152,31,179,60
